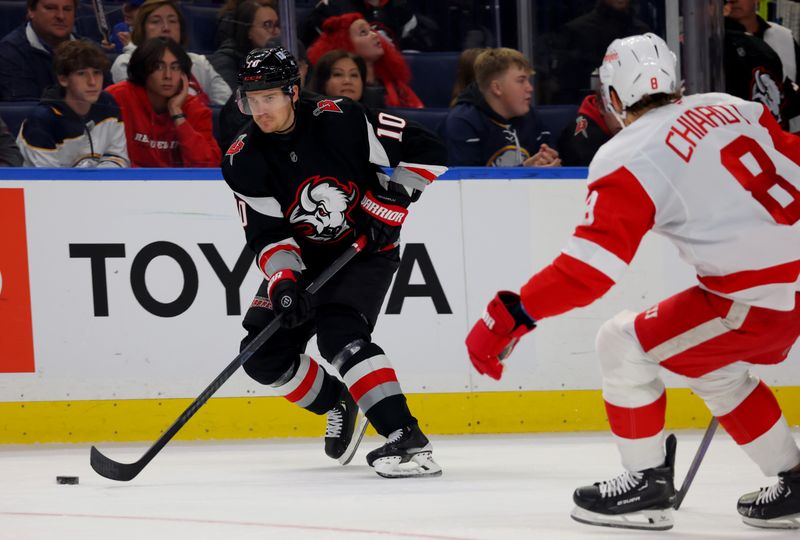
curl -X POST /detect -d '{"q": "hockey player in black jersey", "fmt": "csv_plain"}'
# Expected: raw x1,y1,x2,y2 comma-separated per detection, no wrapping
220,47,447,478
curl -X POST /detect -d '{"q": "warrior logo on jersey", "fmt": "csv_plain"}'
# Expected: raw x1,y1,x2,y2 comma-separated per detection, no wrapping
226,134,247,165
313,98,344,116
751,68,782,122
288,176,358,242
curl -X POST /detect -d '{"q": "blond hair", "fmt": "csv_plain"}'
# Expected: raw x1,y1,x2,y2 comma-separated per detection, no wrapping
474,48,532,92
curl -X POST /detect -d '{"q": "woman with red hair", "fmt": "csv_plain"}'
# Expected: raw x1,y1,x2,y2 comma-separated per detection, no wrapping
307,12,423,108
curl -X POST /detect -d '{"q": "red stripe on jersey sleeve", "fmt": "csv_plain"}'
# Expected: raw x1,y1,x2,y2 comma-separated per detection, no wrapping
520,253,615,320
758,104,800,167
574,166,656,265
258,242,301,278
402,165,439,182
518,167,654,321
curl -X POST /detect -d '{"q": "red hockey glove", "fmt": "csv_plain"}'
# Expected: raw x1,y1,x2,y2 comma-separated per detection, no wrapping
268,270,313,328
466,291,536,380
358,189,410,252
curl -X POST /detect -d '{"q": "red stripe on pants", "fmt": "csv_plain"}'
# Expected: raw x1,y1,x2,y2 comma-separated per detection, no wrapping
717,381,781,445
349,368,398,402
605,392,667,439
284,360,318,403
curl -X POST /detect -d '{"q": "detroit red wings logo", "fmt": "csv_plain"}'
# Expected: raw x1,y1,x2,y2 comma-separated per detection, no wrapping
574,116,589,137
313,98,344,116
226,134,247,165
288,176,358,242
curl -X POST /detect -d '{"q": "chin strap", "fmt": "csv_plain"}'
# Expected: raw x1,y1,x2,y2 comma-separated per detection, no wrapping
275,90,299,134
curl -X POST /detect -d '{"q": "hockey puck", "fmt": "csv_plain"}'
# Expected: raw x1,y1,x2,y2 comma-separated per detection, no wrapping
56,476,79,485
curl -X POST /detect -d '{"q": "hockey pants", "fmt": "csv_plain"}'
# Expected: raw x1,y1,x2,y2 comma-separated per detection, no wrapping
597,286,800,475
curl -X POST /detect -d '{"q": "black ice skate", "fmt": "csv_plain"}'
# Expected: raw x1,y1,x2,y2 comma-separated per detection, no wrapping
738,469,800,529
570,434,677,531
366,423,442,478
324,386,368,465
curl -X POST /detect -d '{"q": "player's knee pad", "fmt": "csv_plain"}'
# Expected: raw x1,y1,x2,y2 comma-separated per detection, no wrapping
241,342,297,386
685,364,760,416
595,310,656,385
315,304,371,360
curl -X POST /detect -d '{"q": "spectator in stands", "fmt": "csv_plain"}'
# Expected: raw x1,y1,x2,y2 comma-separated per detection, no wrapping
556,73,621,166
218,38,308,149
106,37,221,167
307,12,422,108
450,47,485,107
210,0,281,90
550,0,649,104
0,0,77,100
308,50,366,103
724,14,787,125
301,0,437,51
444,48,560,167
17,40,129,167
109,0,144,53
727,0,799,83
215,0,278,50
0,115,23,166
726,0,800,130
111,0,231,106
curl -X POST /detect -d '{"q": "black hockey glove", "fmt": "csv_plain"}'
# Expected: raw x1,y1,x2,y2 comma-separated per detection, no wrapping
268,270,313,328
358,188,411,252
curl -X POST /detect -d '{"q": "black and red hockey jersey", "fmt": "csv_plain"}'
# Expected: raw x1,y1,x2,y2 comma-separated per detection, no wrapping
220,94,447,278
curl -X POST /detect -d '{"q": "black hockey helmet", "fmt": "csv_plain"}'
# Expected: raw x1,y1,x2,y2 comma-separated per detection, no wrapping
238,46,300,96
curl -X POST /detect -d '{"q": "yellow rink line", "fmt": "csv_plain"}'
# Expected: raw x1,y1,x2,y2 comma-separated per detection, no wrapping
1,387,798,444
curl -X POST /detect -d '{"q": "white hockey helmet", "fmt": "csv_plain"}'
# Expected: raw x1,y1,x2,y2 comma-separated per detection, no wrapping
599,33,678,124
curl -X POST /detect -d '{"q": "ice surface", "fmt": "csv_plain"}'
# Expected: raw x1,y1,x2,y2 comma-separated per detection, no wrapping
1,431,798,539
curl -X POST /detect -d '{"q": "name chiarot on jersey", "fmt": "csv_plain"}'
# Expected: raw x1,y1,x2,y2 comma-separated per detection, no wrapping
664,102,750,162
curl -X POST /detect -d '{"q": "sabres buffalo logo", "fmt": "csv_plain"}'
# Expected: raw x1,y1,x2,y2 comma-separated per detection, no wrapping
288,176,358,242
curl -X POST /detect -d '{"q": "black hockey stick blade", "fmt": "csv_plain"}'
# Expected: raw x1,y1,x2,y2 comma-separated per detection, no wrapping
91,236,367,481
674,417,719,510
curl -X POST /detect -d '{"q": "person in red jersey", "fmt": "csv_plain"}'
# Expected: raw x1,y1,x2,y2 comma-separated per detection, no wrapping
467,33,800,531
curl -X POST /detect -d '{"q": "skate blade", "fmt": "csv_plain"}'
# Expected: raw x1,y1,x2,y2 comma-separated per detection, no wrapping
338,413,369,466
742,514,800,529
373,451,442,479
570,505,673,531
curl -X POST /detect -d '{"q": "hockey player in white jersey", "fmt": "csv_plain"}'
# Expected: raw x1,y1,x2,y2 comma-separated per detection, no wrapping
466,33,800,531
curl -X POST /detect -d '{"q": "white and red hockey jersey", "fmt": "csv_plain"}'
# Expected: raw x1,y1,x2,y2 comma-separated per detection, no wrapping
521,93,800,318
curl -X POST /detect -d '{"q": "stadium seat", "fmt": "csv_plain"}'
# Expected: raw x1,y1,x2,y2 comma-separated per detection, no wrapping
181,4,219,55
0,1,27,40
403,52,459,108
388,107,448,138
0,101,36,138
534,104,579,149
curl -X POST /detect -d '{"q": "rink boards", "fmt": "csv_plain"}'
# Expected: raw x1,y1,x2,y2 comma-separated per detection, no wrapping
0,168,797,443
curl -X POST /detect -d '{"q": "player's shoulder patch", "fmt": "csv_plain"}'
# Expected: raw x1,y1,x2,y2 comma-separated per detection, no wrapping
574,115,589,137
225,133,247,166
312,98,345,116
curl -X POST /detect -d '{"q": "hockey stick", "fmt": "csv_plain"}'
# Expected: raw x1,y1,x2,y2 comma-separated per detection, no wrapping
91,0,110,42
674,417,719,510
90,236,368,481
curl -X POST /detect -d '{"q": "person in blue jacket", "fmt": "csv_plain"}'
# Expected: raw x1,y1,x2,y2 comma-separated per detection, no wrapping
444,47,561,167
0,0,78,101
